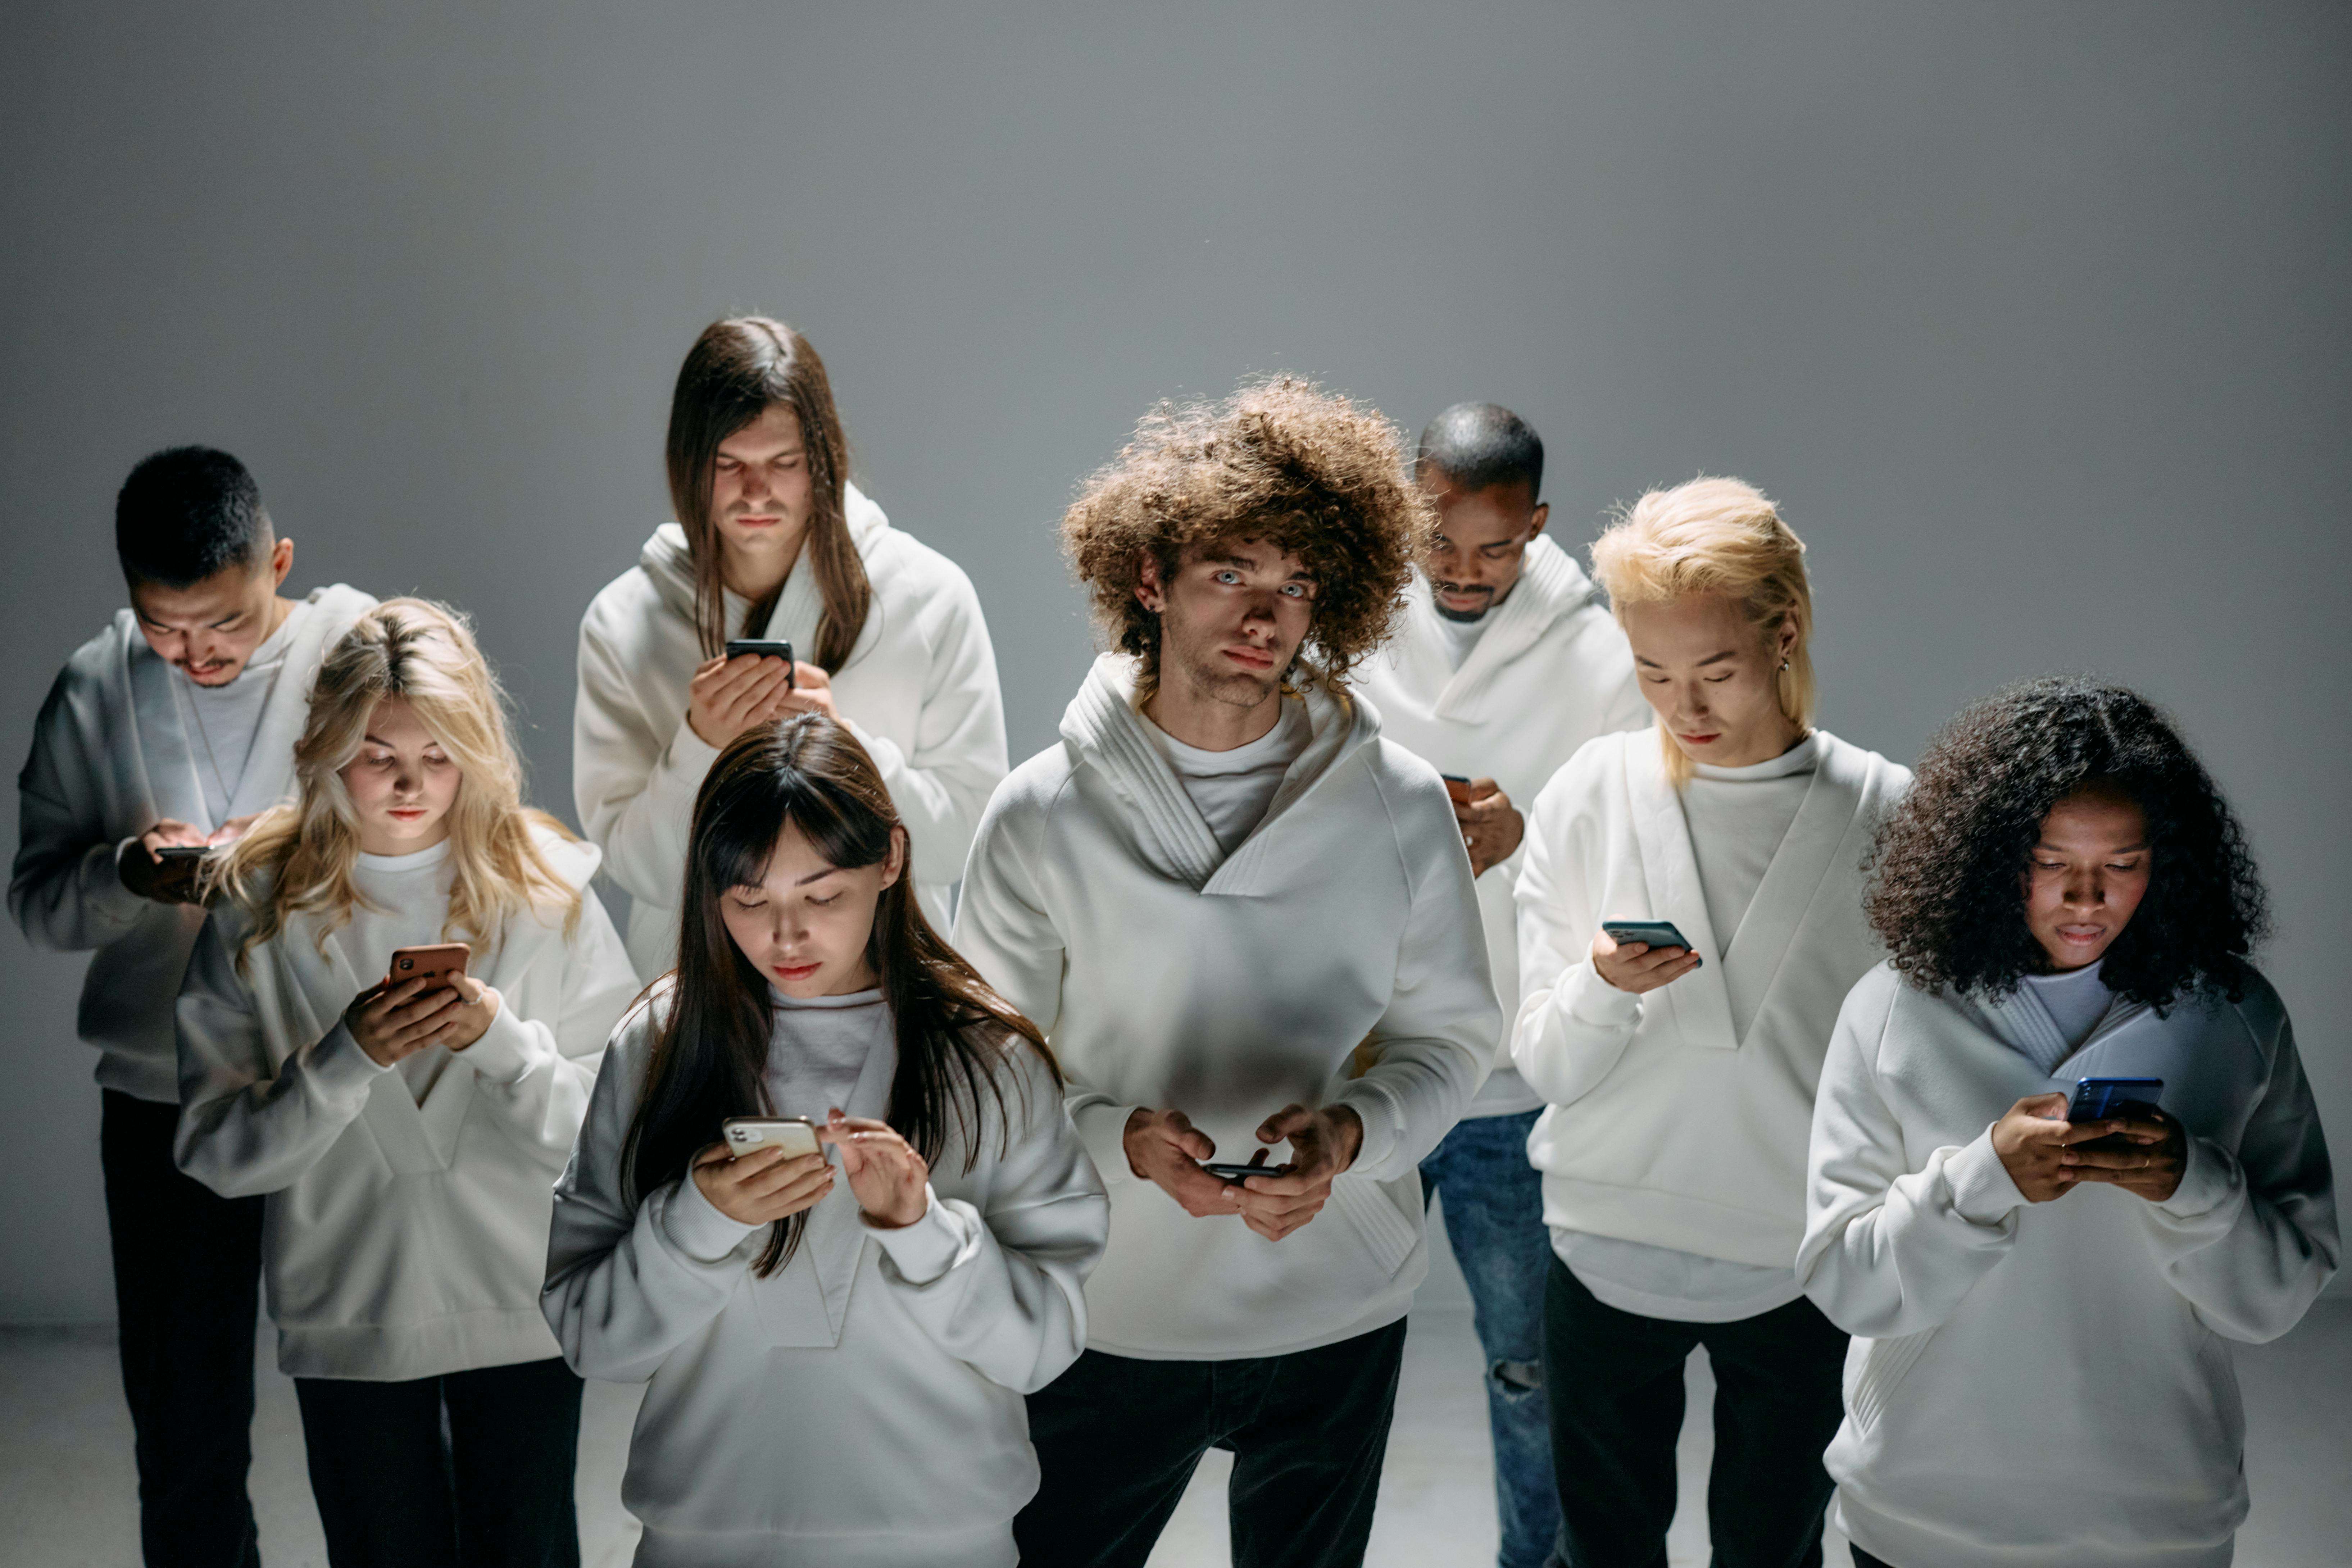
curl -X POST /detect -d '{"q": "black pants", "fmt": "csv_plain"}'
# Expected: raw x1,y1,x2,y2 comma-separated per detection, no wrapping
1544,1257,1847,1568
101,1088,266,1568
294,1357,583,1568
1013,1319,1409,1568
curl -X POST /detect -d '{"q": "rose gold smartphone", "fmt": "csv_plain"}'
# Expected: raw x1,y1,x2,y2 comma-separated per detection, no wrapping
387,942,470,990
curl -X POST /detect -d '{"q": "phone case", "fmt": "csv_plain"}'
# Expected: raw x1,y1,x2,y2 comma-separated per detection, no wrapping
389,942,470,985
722,1117,822,1159
1603,920,1696,953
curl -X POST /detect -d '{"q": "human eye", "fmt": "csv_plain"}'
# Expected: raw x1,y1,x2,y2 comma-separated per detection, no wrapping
714,455,740,472
807,891,844,908
725,888,766,909
1280,583,1307,598
1214,569,1242,585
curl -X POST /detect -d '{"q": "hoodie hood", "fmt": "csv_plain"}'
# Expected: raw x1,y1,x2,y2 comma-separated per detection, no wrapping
1057,652,1384,895
636,481,892,628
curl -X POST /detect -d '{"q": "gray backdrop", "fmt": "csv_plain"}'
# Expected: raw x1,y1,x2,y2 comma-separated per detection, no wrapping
3,2,2345,1322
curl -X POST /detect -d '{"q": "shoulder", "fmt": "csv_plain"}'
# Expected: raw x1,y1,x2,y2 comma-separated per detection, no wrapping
1538,729,1637,811
977,745,1078,838
864,521,985,622
1813,730,1912,800
2212,966,2288,1046
301,583,379,631
578,559,671,645
49,615,135,698
604,976,674,1062
524,817,602,892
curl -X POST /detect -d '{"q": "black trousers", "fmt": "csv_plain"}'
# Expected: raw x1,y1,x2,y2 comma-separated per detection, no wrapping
1013,1318,1409,1568
294,1357,583,1568
100,1088,267,1568
1544,1257,1847,1568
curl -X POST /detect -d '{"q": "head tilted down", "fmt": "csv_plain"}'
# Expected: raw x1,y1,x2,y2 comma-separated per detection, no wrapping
1866,677,2267,1006
625,713,1056,1274
1416,401,1549,623
117,445,297,688
1062,376,1431,712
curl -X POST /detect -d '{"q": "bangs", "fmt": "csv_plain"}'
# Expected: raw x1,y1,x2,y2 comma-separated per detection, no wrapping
696,757,891,894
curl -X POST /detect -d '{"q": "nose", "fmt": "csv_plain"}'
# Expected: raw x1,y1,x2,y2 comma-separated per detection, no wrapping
740,465,771,503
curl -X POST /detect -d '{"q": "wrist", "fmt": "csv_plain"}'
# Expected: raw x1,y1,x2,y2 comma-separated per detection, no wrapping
1329,1105,1363,1170
1121,1107,1153,1178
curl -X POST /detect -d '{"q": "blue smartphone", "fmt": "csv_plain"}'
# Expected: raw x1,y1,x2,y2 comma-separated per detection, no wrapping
2069,1077,2163,1154
1602,920,1701,967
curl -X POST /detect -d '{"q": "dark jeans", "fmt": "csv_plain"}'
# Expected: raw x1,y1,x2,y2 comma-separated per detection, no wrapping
1544,1257,1847,1568
294,1357,583,1568
1013,1318,1409,1568
1421,1109,1558,1568
101,1088,266,1568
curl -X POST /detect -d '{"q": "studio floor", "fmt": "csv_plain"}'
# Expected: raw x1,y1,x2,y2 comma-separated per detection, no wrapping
4,1292,2347,1566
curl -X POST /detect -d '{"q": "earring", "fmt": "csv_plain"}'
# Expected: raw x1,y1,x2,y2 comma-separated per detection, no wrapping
1780,659,1790,671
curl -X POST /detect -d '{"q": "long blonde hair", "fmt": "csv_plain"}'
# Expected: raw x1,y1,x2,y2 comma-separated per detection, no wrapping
205,598,582,963
1589,476,1815,786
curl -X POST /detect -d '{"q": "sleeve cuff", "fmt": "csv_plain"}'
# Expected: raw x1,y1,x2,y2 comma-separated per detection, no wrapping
1561,960,1645,1028
1071,1100,1140,1187
1946,1126,2030,1225
657,724,725,798
1332,1080,1403,1177
658,1174,762,1264
310,1021,395,1096
2156,1135,2234,1221
867,1187,977,1286
454,996,534,1085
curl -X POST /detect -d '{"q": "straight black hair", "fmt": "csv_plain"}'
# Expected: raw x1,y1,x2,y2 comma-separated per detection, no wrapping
619,713,1058,1274
115,446,273,587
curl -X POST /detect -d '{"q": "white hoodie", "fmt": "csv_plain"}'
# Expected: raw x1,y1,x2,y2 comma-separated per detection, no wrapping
574,486,1007,977
542,988,1108,1568
1800,963,2337,1568
12,585,376,1102
1352,536,1647,1116
1512,728,1910,1274
175,827,639,1380
954,655,1499,1360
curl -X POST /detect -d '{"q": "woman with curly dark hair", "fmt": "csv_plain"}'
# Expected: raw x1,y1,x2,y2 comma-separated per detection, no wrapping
957,377,1499,1567
1798,677,2337,1568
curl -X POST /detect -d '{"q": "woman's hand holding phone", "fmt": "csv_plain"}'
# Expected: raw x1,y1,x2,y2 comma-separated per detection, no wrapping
1992,1093,2129,1203
1591,929,1701,994
687,653,797,750
775,663,840,723
2058,1107,2186,1203
433,975,501,1053
692,1140,834,1226
346,976,461,1067
818,1109,929,1229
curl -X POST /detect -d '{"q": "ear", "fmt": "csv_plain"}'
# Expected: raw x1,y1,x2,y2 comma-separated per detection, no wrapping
1134,553,1167,614
268,535,295,590
877,824,908,891
1526,501,1550,539
1774,613,1799,664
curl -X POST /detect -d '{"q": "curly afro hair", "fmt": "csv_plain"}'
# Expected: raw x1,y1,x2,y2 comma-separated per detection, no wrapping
1060,376,1431,690
1867,676,2268,1008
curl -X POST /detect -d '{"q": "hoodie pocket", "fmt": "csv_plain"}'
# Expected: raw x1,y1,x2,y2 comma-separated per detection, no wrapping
1329,1174,1420,1278
1847,1327,1937,1437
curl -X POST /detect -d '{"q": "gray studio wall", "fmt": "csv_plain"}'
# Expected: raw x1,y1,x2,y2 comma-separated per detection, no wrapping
3,3,2346,1321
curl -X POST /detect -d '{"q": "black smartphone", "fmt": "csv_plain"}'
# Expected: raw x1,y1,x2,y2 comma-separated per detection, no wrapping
1602,919,1700,966
1204,1161,1290,1183
723,638,796,690
2068,1076,2163,1154
155,845,212,865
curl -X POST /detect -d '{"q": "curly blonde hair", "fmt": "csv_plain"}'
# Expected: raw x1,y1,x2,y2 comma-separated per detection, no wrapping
1061,376,1430,690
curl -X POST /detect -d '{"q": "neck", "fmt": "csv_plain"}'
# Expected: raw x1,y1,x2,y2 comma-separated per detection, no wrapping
719,527,807,605
1143,666,1285,752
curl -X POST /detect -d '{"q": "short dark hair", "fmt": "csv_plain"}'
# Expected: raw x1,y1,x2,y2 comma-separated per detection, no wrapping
1416,402,1543,498
115,447,273,588
1866,677,2269,1008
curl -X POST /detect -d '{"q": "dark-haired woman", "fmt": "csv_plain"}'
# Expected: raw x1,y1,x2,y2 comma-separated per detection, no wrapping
1800,678,2336,1568
574,316,1008,980
542,714,1107,1568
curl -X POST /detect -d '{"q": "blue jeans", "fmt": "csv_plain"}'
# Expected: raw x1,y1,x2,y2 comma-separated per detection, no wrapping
1422,1108,1559,1568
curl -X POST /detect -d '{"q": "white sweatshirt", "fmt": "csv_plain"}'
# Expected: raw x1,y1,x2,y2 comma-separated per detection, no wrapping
574,487,1007,978
175,827,639,1380
1352,537,1645,1115
542,988,1108,1568
954,654,1499,1360
1800,963,2338,1568
1512,728,1910,1284
11,585,377,1102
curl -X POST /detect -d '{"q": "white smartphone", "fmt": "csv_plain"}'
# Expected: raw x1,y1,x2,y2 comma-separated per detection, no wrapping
720,1116,822,1160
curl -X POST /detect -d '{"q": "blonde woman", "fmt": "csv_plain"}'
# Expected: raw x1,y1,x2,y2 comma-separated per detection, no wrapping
1510,478,1910,1568
175,599,639,1568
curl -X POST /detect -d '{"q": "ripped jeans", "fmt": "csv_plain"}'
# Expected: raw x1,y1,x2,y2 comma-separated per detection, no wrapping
1421,1108,1559,1568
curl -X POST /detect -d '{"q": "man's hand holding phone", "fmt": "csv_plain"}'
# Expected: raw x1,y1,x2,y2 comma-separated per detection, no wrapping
1222,1103,1364,1242
1125,1107,1249,1218
119,818,210,903
687,651,797,750
1448,776,1522,879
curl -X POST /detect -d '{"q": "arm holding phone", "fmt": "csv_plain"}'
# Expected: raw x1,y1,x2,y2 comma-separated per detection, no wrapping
1509,784,1658,1109
1444,775,1524,880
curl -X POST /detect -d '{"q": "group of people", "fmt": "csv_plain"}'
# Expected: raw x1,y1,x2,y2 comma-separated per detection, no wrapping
12,313,2337,1568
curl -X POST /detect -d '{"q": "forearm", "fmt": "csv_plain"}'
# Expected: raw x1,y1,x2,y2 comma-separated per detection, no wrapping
542,1176,759,1383
175,1017,385,1198
2143,1137,2339,1343
867,1185,1106,1392
12,834,149,952
462,1008,603,1167
1801,1129,2025,1338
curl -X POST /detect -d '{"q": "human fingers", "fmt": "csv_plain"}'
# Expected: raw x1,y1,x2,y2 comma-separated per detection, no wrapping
362,976,434,1021
2054,1118,2127,1147
1159,1110,1216,1162
1468,777,1503,803
737,1150,830,1199
1255,1104,1311,1146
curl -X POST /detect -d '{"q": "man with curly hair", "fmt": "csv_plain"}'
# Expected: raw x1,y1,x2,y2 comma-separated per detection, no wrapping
1352,403,1645,1568
956,378,1500,1568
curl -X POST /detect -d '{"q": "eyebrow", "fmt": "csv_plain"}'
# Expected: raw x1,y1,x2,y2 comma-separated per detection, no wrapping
2034,840,2151,853
794,865,844,887
1633,649,1741,669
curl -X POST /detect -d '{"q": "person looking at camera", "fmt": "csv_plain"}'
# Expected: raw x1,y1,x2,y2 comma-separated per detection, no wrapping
1800,677,2336,1568
544,714,1106,1568
1512,477,1909,1568
575,316,1007,979
957,379,1498,1568
10,446,373,1568
176,600,639,1568
1352,402,1644,1568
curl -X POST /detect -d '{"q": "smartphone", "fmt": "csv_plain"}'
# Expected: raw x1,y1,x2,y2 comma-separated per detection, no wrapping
1602,920,1699,965
1204,1160,1290,1183
155,845,212,864
721,1116,822,1160
723,638,796,691
1441,773,1475,807
2068,1076,2163,1154
388,942,470,991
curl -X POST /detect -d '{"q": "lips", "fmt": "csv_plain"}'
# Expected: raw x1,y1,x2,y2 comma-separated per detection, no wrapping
1678,732,1721,746
772,962,821,982
1225,645,1275,670
388,808,426,821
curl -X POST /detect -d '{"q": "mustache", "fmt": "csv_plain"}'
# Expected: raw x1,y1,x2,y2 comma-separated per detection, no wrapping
1432,580,1495,601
